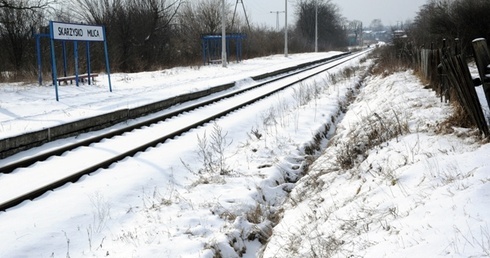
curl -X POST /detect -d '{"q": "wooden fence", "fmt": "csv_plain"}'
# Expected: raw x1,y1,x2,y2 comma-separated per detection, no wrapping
417,39,489,137
471,38,490,110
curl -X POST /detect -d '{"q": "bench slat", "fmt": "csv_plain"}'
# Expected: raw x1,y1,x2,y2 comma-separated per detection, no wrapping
58,73,99,84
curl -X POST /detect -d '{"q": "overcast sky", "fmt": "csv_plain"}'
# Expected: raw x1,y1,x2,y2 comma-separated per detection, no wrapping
239,0,428,29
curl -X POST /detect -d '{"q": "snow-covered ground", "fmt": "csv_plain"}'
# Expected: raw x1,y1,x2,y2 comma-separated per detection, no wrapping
0,52,341,139
0,51,489,257
262,69,490,257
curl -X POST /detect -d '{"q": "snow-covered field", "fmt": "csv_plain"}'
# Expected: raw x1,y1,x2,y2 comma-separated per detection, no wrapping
0,52,342,139
0,51,489,257
262,70,490,257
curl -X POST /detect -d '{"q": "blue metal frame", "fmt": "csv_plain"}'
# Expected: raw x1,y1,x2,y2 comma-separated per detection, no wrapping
74,41,79,86
201,33,246,65
103,26,112,92
62,41,68,77
47,21,112,101
34,33,49,85
86,42,92,85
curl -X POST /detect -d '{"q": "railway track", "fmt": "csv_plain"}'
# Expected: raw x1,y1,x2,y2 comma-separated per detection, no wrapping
0,50,370,211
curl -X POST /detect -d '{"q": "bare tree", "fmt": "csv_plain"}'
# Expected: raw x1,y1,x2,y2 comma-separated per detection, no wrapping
369,19,384,31
347,20,363,46
197,0,223,33
295,0,346,51
0,0,53,10
452,0,490,52
178,0,231,34
72,0,183,71
411,0,490,53
0,0,47,78
175,0,233,64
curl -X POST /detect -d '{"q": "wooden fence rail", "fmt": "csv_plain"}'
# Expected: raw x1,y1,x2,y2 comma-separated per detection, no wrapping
471,38,490,110
417,39,489,137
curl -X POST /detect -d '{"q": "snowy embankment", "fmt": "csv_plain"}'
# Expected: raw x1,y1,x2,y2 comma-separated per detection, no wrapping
262,70,490,257
0,51,488,257
0,53,371,257
0,52,342,140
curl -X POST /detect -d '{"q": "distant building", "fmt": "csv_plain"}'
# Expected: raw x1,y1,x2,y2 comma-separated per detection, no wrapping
347,33,358,46
362,30,390,45
393,30,408,40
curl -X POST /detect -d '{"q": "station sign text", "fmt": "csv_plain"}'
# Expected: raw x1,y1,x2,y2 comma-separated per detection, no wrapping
51,22,104,42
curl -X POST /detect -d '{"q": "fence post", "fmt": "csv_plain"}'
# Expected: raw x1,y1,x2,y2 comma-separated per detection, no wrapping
471,38,490,112
441,54,489,137
455,38,460,55
442,39,446,57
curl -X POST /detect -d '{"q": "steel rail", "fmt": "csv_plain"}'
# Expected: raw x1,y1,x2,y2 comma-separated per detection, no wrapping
1,52,354,174
0,49,370,211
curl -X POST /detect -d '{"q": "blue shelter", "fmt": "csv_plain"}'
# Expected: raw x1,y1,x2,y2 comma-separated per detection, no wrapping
201,33,246,65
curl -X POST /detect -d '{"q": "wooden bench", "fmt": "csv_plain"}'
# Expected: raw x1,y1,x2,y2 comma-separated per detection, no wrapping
58,73,98,85
208,59,222,64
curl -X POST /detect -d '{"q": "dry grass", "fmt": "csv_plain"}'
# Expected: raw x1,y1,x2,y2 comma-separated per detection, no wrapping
335,110,409,171
369,46,407,77
437,102,479,135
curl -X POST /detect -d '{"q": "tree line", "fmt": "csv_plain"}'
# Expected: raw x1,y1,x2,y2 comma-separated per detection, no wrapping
0,0,347,81
409,0,490,54
4,0,490,82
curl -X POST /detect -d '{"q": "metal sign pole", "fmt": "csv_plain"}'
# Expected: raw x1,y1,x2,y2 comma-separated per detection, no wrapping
103,26,112,92
62,41,67,77
74,41,79,86
86,41,92,85
36,35,42,85
221,0,227,67
49,21,59,101
315,0,318,52
47,21,112,100
284,0,288,57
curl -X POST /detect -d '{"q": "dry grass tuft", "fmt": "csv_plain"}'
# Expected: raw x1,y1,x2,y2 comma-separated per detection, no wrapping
437,102,479,135
369,46,407,77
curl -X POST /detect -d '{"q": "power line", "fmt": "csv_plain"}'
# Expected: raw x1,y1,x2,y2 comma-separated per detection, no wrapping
270,11,285,31
232,0,251,31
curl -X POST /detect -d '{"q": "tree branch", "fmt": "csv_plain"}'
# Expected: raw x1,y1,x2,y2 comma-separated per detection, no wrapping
0,0,51,10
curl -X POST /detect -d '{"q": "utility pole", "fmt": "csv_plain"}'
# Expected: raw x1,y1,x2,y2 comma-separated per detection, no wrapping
284,0,288,57
222,0,227,67
270,11,285,31
232,0,251,31
315,0,318,52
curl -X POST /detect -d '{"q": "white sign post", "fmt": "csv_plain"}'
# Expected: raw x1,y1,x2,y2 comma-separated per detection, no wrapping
49,21,112,101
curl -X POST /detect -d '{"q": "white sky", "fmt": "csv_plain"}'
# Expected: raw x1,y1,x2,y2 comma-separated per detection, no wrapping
64,0,427,30
239,0,428,29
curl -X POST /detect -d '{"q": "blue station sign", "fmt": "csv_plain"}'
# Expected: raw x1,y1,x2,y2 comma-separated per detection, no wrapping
47,21,112,101
51,22,104,42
